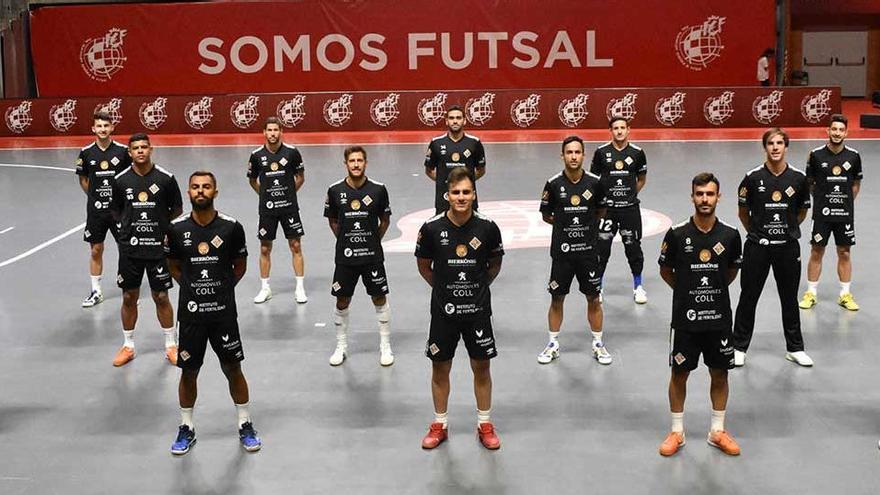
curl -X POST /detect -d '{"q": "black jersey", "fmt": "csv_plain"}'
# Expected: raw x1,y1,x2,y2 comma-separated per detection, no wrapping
324,177,391,265
415,212,504,319
540,170,608,259
659,217,742,332
806,145,862,222
737,164,810,245
75,140,131,214
589,142,647,208
247,143,305,214
166,212,248,322
424,133,486,211
111,165,183,259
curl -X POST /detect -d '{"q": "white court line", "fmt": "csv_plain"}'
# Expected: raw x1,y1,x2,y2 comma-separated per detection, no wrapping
0,223,85,269
0,226,14,234
0,163,75,172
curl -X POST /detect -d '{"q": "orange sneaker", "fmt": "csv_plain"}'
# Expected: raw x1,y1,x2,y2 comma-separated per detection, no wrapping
477,422,501,450
421,422,448,449
165,346,178,366
707,430,741,456
658,431,685,456
112,346,136,367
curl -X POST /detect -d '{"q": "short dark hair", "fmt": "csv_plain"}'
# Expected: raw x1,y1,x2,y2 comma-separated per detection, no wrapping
691,172,720,193
608,115,629,128
189,170,217,187
264,116,281,129
446,105,464,117
344,145,367,161
762,127,789,147
830,113,848,128
129,132,150,145
561,135,584,152
93,111,112,124
447,166,474,190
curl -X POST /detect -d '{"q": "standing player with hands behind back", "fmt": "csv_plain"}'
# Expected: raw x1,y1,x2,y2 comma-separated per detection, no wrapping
424,106,486,214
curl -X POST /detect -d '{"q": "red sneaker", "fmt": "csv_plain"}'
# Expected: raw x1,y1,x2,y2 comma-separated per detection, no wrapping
708,430,741,456
659,431,685,456
165,346,178,366
477,422,501,450
112,346,136,367
421,422,448,449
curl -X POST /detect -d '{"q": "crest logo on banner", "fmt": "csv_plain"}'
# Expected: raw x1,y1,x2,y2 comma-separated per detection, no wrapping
139,97,168,130
465,93,496,127
5,101,33,134
605,93,638,121
752,90,784,124
558,94,589,128
230,95,260,129
370,93,400,127
417,93,448,126
323,94,353,127
80,28,128,82
654,92,686,126
94,98,123,125
510,94,541,128
800,89,832,124
50,99,78,132
184,97,214,130
276,95,306,128
675,16,726,71
703,91,735,125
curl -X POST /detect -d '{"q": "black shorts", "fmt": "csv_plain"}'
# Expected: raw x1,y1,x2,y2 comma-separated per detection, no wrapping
117,255,173,292
258,210,304,240
548,254,602,296
810,220,855,246
83,212,118,244
177,319,245,370
426,315,496,362
597,206,643,244
331,263,389,297
669,327,734,371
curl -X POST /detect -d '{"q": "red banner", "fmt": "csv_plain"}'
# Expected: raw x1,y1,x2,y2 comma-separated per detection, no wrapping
0,87,840,137
30,0,775,97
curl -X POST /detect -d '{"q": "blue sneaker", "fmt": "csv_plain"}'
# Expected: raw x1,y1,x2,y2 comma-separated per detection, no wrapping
171,425,196,455
239,422,262,452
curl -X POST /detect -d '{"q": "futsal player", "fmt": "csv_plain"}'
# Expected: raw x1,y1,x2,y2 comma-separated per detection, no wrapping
416,167,504,450
424,105,486,214
324,146,394,366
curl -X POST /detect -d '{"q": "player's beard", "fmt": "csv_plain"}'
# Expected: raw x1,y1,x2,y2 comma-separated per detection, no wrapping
191,196,214,211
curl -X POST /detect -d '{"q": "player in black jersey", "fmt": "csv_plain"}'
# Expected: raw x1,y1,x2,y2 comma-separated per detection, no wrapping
536,136,611,365
75,111,131,307
166,171,261,455
733,128,813,367
109,133,183,367
415,167,504,451
591,116,648,304
800,114,863,311
424,105,486,214
657,173,742,457
324,146,394,366
247,117,308,304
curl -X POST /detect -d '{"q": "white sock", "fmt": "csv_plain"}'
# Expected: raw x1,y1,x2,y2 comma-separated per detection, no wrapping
375,303,391,345
434,411,448,428
260,278,270,290
591,331,603,343
671,411,684,433
548,330,559,343
163,326,176,348
334,307,350,347
90,275,102,292
711,409,726,432
123,330,135,349
807,280,818,295
180,407,194,428
295,276,305,291
840,281,851,297
235,402,251,427
477,408,491,425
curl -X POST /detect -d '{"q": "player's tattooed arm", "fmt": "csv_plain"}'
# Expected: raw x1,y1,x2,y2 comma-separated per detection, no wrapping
232,257,247,285
737,206,750,231
168,258,182,283
327,218,339,238
248,177,260,195
294,171,305,191
636,174,647,193
78,175,89,194
486,257,502,285
417,258,434,287
378,213,391,239
660,266,675,289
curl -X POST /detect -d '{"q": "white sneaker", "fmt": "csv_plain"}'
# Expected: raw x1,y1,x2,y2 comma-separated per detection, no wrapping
733,350,746,367
592,341,612,365
379,342,394,366
253,287,272,304
633,286,647,304
82,290,104,308
537,341,560,364
785,351,814,367
329,344,347,366
295,286,308,304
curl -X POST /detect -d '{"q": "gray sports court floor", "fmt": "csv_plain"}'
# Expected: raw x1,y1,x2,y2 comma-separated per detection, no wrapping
1,135,879,494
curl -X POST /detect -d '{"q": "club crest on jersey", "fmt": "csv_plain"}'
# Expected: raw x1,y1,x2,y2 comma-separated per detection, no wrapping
654,92,686,127
605,93,638,121
699,249,711,262
363,195,372,206
197,242,210,255
469,237,482,250
230,96,260,129
323,94,353,127
615,160,625,170
211,235,223,248
49,99,78,132
558,93,589,128
139,97,168,130
832,166,841,176
276,95,306,128
752,91,783,125
417,92,448,126
80,28,127,82
675,16,725,71
703,91,735,125
800,89,832,124
184,97,214,130
465,93,496,126
5,101,33,134
350,199,362,210
455,244,468,257
149,184,159,194
94,98,123,125
137,191,149,202
785,186,795,197
370,93,400,127
570,195,581,206
713,242,725,255
100,161,109,170
510,94,541,128
451,152,460,162
771,191,782,201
